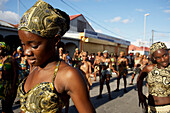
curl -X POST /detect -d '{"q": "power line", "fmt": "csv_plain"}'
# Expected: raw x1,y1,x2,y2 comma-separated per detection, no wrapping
60,0,135,41
19,0,28,10
154,30,170,34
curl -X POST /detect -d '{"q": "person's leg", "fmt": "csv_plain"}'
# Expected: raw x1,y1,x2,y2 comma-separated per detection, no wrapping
123,73,127,93
93,66,97,81
115,73,121,91
94,71,97,81
106,76,111,100
97,77,104,99
130,73,135,85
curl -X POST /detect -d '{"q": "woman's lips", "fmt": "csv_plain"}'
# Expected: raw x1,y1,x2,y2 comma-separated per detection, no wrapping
27,58,36,64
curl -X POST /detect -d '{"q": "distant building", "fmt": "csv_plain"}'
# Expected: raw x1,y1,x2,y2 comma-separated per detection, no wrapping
129,44,149,56
0,14,130,56
66,14,130,56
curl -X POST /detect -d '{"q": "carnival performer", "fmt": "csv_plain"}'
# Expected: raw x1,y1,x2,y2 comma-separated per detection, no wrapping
0,42,18,113
141,54,149,69
137,42,170,113
59,47,66,61
115,51,128,93
17,1,96,113
92,51,103,81
72,48,80,68
97,50,118,100
14,46,29,84
129,52,142,85
110,52,117,71
78,52,93,92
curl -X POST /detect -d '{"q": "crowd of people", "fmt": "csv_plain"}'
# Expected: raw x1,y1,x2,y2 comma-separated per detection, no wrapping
0,0,169,113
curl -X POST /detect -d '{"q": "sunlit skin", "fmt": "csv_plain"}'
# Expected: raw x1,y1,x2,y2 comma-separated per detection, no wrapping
72,48,80,67
79,52,92,91
92,51,103,81
18,30,96,113
116,52,128,92
98,52,118,100
134,52,141,68
137,49,170,111
141,55,149,68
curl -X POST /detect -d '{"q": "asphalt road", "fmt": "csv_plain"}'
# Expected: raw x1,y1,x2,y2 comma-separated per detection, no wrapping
0,70,148,113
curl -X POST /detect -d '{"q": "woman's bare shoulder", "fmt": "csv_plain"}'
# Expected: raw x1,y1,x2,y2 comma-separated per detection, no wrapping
142,64,156,72
56,61,84,90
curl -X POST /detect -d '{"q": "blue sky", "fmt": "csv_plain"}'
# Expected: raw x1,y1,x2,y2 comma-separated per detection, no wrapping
0,0,170,47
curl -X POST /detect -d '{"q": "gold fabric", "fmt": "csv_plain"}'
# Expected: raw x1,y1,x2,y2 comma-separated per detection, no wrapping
147,65,170,97
148,105,170,113
18,0,69,38
150,42,167,55
17,61,65,112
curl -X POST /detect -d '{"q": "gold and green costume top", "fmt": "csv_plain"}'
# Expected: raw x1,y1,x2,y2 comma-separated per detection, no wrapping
147,65,170,97
17,61,66,113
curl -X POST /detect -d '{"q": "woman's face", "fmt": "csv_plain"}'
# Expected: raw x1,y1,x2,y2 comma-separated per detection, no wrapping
120,52,124,58
153,49,169,68
103,52,108,58
18,30,56,66
82,52,87,61
136,53,139,57
143,55,146,59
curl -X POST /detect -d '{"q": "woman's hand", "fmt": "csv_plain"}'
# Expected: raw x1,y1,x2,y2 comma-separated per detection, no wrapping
138,93,148,111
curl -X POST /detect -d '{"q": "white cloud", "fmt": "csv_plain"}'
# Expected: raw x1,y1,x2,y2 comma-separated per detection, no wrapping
95,29,103,33
136,9,144,12
165,41,170,48
0,10,20,24
110,16,122,23
122,19,129,24
163,10,170,13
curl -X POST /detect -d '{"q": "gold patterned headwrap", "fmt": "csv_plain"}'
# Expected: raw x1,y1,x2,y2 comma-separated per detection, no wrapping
150,42,167,55
18,0,70,38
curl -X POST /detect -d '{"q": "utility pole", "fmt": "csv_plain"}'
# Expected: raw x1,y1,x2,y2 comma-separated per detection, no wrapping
18,0,19,22
152,30,154,44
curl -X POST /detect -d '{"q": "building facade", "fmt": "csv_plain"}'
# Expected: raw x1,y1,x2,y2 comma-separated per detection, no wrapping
0,14,130,57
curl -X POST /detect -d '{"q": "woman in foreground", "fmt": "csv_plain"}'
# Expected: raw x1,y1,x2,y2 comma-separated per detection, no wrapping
137,42,170,113
17,1,96,113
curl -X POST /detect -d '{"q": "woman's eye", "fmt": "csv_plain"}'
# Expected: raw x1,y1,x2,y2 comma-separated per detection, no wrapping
32,45,39,49
163,54,168,57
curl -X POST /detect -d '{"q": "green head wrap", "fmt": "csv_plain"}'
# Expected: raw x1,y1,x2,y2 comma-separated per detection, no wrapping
18,0,70,38
150,42,167,55
0,42,6,49
0,42,10,51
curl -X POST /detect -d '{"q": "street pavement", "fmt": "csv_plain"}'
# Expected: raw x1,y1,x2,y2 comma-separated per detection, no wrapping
0,70,148,113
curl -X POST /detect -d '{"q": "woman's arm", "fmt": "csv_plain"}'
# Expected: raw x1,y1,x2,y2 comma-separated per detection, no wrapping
137,65,154,111
64,67,96,113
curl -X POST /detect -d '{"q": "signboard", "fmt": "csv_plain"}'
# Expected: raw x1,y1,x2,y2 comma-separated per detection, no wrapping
84,29,130,46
